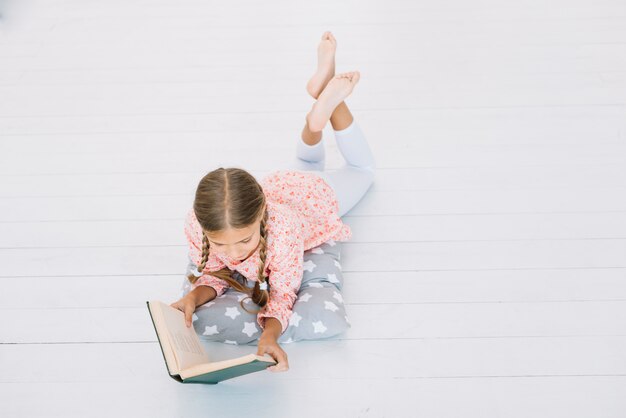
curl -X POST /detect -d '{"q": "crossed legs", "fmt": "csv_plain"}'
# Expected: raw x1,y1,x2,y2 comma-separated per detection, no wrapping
294,32,376,217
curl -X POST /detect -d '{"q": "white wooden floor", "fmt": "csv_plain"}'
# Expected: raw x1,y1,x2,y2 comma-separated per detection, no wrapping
1,0,626,417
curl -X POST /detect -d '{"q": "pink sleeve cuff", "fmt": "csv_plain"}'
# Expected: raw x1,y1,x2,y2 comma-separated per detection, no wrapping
257,311,290,335
193,276,229,297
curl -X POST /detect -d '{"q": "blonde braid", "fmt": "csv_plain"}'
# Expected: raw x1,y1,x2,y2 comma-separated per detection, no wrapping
199,233,210,271
251,209,269,307
186,232,250,296
185,233,210,285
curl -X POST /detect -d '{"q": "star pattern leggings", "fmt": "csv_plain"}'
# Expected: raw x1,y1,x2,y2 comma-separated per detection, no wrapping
182,119,376,344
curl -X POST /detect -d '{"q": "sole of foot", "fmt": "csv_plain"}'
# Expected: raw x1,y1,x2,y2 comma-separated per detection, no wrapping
306,71,360,132
306,31,337,100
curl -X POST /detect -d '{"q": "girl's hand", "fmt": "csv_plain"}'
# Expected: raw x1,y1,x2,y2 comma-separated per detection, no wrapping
257,334,289,372
170,294,197,327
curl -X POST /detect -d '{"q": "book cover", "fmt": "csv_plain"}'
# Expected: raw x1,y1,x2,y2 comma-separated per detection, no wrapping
146,300,276,384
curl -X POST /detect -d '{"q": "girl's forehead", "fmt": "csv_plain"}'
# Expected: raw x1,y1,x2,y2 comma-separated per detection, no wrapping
205,222,259,242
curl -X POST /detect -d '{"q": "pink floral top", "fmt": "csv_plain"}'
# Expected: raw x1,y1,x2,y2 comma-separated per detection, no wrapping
184,170,352,333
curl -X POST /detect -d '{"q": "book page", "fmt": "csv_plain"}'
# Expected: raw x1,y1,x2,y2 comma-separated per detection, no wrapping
157,301,209,370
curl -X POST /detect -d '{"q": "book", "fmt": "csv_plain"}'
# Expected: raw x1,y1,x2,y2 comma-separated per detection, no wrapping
146,300,276,384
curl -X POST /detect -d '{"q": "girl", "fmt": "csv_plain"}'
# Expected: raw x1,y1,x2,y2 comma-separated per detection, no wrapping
170,31,376,372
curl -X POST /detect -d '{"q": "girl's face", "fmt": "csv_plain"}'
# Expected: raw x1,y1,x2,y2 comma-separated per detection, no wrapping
205,217,262,262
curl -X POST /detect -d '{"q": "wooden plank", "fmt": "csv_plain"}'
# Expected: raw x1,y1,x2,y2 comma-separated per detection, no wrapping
2,337,625,382
3,376,625,418
2,211,626,248
1,112,625,148
2,300,625,343
6,165,626,197
2,18,626,57
2,145,625,178
1,240,625,277
1,65,625,91
5,0,626,24
2,110,626,145
4,0,624,21
1,188,626,220
0,72,624,116
2,269,626,309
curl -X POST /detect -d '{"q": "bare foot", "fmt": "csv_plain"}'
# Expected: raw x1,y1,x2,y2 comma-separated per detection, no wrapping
306,31,336,100
306,71,360,132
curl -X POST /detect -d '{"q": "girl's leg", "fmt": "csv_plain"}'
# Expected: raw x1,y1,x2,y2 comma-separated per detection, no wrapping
290,32,375,216
288,31,337,173
305,73,376,217
292,120,325,172
292,115,375,219
323,104,376,217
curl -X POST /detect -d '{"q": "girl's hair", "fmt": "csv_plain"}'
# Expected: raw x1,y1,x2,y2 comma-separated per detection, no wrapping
186,167,269,313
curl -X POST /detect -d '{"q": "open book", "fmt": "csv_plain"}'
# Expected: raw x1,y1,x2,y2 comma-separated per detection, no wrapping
146,300,276,384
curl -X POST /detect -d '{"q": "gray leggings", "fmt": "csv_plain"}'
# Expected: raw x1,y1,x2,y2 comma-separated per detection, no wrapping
288,119,376,217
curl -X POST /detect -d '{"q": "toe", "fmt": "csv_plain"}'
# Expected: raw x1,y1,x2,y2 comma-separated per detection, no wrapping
322,31,330,40
352,71,361,84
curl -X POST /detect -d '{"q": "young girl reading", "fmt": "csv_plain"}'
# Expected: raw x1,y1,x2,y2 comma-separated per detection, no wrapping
170,31,376,373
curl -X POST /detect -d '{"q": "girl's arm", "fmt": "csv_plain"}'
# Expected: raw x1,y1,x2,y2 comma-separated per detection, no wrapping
260,317,282,340
170,285,217,327
191,284,217,306
257,317,289,372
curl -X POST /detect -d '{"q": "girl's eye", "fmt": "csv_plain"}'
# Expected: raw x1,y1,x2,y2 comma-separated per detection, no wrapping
242,239,251,243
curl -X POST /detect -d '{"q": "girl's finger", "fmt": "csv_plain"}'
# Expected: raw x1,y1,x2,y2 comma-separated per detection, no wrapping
259,346,281,367
258,346,277,362
271,346,287,363
269,362,287,372
276,355,289,371
266,348,288,371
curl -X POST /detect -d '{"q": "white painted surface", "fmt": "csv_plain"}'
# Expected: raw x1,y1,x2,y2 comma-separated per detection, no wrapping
1,0,626,417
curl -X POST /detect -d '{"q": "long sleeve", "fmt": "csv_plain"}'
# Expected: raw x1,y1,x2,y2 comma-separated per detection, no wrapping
256,234,304,334
184,209,230,297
